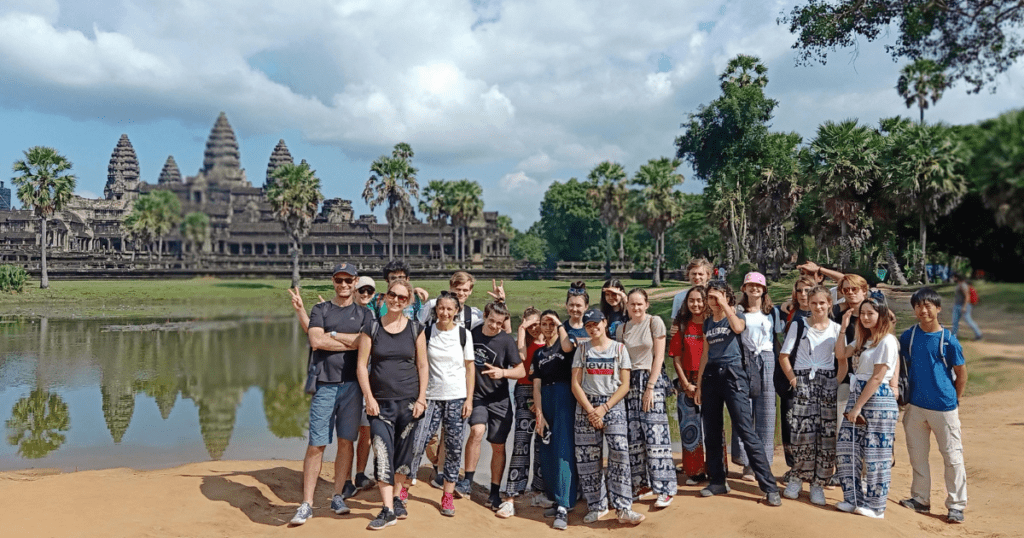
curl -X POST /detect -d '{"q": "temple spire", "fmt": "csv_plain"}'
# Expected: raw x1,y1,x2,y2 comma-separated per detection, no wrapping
202,112,241,173
265,139,294,189
104,134,141,201
158,155,183,184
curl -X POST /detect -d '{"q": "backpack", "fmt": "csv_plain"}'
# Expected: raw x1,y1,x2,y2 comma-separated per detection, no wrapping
369,318,425,350
774,317,806,395
968,286,979,305
898,324,952,407
425,304,474,331
424,322,468,349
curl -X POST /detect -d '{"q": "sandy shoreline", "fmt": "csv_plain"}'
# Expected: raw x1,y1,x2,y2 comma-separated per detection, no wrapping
3,388,1020,538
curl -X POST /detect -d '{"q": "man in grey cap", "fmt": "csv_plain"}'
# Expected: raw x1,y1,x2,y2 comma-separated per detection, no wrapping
291,262,374,525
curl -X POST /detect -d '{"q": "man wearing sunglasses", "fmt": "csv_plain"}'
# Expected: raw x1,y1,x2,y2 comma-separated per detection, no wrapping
291,262,374,526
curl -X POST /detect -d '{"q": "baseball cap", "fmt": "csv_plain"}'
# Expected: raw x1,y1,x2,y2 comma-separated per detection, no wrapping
355,276,376,290
332,262,358,276
582,309,606,325
743,271,767,288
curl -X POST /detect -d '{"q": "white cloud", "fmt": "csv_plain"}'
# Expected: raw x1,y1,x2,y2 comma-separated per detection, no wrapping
499,171,538,192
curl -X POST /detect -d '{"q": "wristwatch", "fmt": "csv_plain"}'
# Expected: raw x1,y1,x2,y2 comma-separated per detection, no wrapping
330,331,337,338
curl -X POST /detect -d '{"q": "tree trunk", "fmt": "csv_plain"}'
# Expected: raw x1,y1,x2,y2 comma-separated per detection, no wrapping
839,220,850,271
291,240,301,289
438,229,446,264
39,217,49,289
886,248,909,286
919,212,928,284
652,231,663,287
158,237,163,260
618,231,625,263
728,200,741,265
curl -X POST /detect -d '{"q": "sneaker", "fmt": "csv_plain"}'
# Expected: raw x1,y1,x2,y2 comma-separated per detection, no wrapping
684,473,707,486
583,508,608,523
655,494,673,508
764,492,782,507
430,473,445,490
495,501,515,519
783,478,802,500
854,506,884,519
809,485,826,506
440,492,456,517
947,508,964,524
367,507,397,530
544,505,574,518
454,478,472,499
356,472,376,491
552,507,568,530
331,494,351,515
900,498,931,513
741,465,755,482
397,486,409,505
488,493,502,511
699,484,731,497
392,497,408,519
836,501,856,513
290,502,313,525
616,508,645,525
341,481,358,500
634,486,653,500
531,492,555,508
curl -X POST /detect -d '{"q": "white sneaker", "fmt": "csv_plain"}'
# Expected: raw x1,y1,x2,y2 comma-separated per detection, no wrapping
782,478,802,500
583,508,608,523
684,477,701,486
495,501,515,519
809,484,826,506
836,501,856,513
531,492,555,508
616,508,645,525
654,494,673,508
855,506,884,519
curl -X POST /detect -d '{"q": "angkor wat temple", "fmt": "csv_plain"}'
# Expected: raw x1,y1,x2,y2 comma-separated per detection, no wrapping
0,113,512,276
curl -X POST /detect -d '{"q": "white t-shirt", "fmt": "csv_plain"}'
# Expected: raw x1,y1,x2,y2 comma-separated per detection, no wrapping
852,333,899,384
418,299,484,330
670,286,693,320
425,323,475,400
741,310,775,355
781,319,841,371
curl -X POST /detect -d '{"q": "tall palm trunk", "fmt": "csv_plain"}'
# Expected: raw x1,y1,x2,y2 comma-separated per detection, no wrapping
290,240,301,289
158,237,164,260
39,216,49,289
651,231,663,287
618,232,625,263
919,211,928,284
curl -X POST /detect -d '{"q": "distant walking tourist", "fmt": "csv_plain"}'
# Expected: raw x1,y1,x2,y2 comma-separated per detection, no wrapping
777,285,841,506
571,309,645,526
356,279,428,530
618,289,675,507
834,297,899,519
290,263,373,526
695,281,781,506
898,288,968,524
951,274,982,340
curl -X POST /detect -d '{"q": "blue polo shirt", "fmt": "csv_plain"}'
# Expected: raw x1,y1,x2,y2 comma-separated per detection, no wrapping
899,325,965,412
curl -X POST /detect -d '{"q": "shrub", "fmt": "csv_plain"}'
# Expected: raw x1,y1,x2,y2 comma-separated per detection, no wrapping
0,265,28,293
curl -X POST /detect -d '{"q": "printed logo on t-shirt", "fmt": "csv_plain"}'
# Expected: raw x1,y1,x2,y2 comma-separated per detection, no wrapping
705,325,731,346
585,356,615,376
474,344,496,368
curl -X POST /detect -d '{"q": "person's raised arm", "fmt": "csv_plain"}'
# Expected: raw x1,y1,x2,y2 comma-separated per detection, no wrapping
835,309,856,362
723,304,746,334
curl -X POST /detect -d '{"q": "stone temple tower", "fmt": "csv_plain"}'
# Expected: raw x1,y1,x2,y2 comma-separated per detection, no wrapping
265,139,294,189
104,134,141,201
198,112,249,187
158,156,183,184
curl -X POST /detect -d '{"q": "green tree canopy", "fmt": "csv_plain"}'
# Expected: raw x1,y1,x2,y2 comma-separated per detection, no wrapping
6,389,70,459
962,108,1024,231
538,178,605,262
631,157,686,286
11,146,77,289
180,211,211,267
447,179,484,262
267,161,323,288
364,143,420,260
897,58,949,124
587,161,632,263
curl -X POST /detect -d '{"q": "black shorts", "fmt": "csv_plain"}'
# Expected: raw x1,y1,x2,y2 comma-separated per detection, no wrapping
469,397,513,445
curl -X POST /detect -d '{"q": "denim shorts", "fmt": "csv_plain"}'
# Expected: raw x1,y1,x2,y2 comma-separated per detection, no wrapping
309,381,363,446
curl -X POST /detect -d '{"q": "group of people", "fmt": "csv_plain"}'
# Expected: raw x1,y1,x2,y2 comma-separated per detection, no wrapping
286,257,970,530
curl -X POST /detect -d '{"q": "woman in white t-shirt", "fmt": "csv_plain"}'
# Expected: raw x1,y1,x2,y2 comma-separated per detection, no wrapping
408,291,475,517
833,297,900,519
617,289,676,508
777,286,841,506
733,272,777,480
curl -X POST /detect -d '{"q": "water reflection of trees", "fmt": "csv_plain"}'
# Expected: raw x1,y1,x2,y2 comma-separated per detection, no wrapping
5,317,310,460
6,389,70,459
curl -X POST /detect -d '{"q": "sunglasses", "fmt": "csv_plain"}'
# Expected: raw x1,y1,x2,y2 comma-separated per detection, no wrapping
386,291,409,302
841,287,863,293
357,287,375,295
567,288,587,296
333,277,356,285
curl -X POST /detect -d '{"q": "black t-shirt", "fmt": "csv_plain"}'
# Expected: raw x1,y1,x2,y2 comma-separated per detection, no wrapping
309,301,373,383
471,327,521,401
369,319,425,400
529,341,573,385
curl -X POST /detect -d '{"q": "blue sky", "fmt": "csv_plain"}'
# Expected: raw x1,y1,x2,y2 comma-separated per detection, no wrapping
2,0,1020,229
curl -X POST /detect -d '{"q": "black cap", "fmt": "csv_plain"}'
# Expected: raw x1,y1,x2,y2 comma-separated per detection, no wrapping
582,309,605,325
332,262,358,276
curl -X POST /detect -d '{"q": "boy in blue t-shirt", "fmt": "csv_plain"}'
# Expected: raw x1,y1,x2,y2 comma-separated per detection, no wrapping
898,287,968,524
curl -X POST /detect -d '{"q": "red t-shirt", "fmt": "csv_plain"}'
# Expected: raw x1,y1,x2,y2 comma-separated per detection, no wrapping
519,340,544,385
679,321,703,372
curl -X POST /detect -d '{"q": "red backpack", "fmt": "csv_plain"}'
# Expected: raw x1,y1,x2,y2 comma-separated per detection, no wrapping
968,286,979,305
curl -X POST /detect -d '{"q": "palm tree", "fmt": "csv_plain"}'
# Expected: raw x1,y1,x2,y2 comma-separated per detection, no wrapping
802,119,880,270
149,190,181,260
587,161,632,263
5,389,70,459
10,147,77,289
447,179,484,263
631,157,685,286
418,180,453,264
363,143,419,260
897,59,948,124
266,162,324,288
180,211,211,268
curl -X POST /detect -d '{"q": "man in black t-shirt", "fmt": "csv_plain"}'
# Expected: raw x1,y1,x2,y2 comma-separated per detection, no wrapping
291,262,373,526
463,301,525,515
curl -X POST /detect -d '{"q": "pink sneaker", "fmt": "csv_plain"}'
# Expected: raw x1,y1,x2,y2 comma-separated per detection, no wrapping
440,492,456,517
